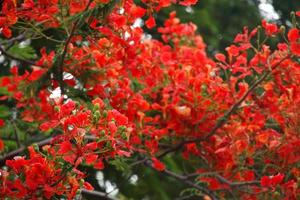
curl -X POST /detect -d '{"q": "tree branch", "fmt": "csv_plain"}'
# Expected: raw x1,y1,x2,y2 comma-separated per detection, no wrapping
0,137,53,165
0,135,97,166
56,0,94,95
213,174,260,187
81,189,118,200
144,160,219,200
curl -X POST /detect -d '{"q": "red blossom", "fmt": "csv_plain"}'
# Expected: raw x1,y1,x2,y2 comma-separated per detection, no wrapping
0,119,5,127
152,158,165,171
0,1,299,199
262,20,278,36
260,173,285,188
0,139,4,151
145,16,156,29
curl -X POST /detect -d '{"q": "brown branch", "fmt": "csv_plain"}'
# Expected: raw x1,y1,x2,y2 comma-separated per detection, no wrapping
0,137,53,165
56,0,93,95
0,135,97,166
0,31,27,48
81,189,118,200
11,121,21,148
144,160,219,200
213,174,260,187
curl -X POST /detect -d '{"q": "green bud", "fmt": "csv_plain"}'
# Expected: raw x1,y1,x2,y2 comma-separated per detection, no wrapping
94,110,101,118
54,106,60,112
103,111,108,118
75,101,80,108
93,103,100,111
79,179,84,186
279,26,286,34
273,191,280,199
32,143,39,151
118,125,127,132
100,130,106,136
290,11,295,18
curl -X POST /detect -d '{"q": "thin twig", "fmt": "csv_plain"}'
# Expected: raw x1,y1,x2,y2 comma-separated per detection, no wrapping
0,135,97,166
0,137,53,165
81,189,117,200
11,121,21,148
56,0,94,95
213,174,260,187
144,160,219,200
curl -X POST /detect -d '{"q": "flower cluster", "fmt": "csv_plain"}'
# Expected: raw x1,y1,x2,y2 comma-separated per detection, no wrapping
0,0,299,199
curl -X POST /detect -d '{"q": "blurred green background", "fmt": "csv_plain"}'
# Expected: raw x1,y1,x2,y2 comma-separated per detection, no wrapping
147,0,299,54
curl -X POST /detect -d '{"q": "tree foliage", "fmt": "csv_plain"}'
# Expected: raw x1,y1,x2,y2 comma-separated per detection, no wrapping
0,0,300,200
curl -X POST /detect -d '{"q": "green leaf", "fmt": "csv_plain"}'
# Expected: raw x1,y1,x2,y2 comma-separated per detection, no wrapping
130,79,144,92
7,44,37,60
0,87,9,96
0,105,10,118
110,157,130,173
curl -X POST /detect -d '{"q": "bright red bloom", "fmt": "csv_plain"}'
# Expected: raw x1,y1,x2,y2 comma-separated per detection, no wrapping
261,173,285,187
40,120,60,131
288,28,300,56
215,53,226,62
179,0,197,6
145,16,156,29
288,28,300,42
152,158,165,171
0,119,5,127
0,139,4,151
108,109,128,125
92,97,105,108
262,20,278,36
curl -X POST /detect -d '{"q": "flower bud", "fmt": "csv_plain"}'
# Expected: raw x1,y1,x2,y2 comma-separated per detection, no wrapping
103,111,108,118
279,26,285,34
54,106,60,112
94,110,101,119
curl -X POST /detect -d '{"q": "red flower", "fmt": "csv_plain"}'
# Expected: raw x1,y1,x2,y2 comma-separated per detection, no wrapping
288,28,299,42
130,6,146,18
152,158,165,171
39,120,60,131
1,26,12,38
288,28,300,56
0,139,4,151
215,53,226,62
83,182,94,191
262,20,278,36
145,16,156,29
92,97,105,108
291,42,300,56
94,159,104,170
0,119,5,127
260,173,285,187
108,109,128,125
179,0,197,6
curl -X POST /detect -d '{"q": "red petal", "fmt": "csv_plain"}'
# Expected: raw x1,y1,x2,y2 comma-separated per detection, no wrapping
39,120,59,131
145,16,156,29
152,158,165,171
